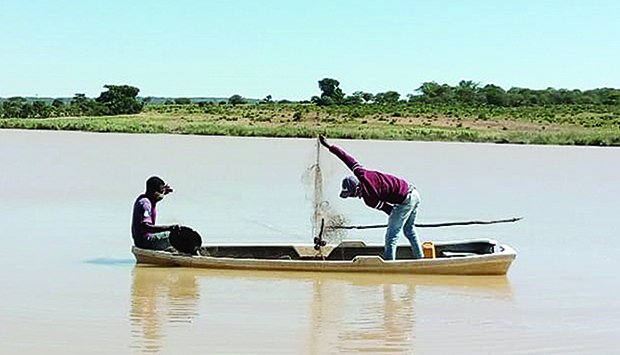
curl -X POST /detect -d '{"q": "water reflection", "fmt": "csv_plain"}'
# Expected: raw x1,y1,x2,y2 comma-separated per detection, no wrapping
333,283,417,353
130,266,199,354
129,266,512,353
307,273,512,354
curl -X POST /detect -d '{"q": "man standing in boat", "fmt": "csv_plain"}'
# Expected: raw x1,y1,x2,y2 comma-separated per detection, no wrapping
318,136,423,260
131,176,180,250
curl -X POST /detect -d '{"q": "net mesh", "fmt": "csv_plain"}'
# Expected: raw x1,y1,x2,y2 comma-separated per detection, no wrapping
302,138,349,244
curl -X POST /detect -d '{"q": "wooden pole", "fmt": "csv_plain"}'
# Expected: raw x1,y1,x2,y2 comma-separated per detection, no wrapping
330,217,523,230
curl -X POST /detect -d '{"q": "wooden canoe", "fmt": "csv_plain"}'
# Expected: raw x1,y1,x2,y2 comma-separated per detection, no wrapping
131,239,516,275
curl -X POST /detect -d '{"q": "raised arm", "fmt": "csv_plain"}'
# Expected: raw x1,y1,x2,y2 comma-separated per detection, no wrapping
319,136,362,173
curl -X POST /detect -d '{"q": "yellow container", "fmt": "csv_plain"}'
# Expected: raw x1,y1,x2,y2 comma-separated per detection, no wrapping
422,241,436,259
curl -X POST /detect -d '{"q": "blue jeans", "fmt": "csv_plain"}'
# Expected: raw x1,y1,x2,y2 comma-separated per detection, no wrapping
134,231,171,250
384,187,422,260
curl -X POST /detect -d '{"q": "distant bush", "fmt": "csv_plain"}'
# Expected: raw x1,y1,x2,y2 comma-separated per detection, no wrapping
174,98,192,105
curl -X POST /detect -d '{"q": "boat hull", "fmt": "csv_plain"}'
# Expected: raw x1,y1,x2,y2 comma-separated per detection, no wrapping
132,239,516,276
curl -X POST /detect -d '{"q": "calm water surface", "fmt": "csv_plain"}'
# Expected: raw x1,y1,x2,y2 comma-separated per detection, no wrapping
1,130,619,354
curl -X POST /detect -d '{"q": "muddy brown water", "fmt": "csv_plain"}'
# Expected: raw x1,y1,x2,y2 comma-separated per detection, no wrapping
1,129,619,354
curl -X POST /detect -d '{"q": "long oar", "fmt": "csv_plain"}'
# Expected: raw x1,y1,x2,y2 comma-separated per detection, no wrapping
329,216,523,230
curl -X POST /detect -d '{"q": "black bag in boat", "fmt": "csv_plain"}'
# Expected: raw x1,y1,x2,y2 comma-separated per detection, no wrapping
169,226,202,255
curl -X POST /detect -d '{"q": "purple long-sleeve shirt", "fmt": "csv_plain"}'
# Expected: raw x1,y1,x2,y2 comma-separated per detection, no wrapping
328,144,410,215
131,195,157,241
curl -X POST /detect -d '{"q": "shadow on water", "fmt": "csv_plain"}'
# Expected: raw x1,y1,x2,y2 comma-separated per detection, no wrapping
84,257,136,266
129,265,512,353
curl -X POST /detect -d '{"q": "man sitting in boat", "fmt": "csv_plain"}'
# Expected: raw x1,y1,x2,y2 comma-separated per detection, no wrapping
318,136,422,260
131,176,180,250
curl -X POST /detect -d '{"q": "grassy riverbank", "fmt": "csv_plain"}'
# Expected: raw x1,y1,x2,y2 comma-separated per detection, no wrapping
1,103,619,146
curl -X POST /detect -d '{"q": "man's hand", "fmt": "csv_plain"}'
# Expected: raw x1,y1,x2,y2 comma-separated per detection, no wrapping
318,135,331,148
163,184,173,195
169,224,181,232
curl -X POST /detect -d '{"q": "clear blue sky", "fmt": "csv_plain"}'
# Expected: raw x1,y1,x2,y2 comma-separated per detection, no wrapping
1,0,618,100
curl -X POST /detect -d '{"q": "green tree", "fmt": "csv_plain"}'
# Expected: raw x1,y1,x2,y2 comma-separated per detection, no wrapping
50,98,66,117
416,82,455,103
343,95,363,105
315,78,344,105
19,102,33,118
361,92,374,103
312,95,335,106
95,85,143,115
556,89,577,104
70,93,103,116
2,97,26,118
51,98,65,108
374,91,400,105
228,94,246,105
480,84,507,106
507,87,537,106
588,88,620,105
261,94,273,104
351,91,374,104
455,80,481,105
32,101,51,118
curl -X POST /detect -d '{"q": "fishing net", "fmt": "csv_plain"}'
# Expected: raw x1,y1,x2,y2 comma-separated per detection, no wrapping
301,138,349,244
